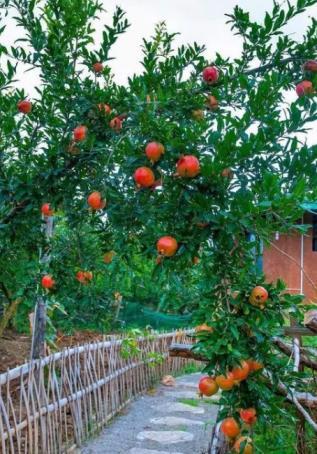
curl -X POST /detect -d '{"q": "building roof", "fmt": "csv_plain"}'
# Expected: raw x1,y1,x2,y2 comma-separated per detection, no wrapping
301,202,317,212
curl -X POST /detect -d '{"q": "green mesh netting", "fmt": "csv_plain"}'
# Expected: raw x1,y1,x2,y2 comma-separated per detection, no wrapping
118,302,193,329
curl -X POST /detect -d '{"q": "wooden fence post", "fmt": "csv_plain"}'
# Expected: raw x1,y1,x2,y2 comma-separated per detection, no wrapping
31,297,47,359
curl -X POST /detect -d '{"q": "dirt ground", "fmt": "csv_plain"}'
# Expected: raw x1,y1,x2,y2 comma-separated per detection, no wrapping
0,329,105,373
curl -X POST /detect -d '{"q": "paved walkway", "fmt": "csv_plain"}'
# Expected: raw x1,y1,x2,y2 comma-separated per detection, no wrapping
80,373,218,454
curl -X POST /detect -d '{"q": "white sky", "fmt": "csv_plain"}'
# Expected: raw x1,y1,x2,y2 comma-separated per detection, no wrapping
3,0,317,84
103,0,317,84
2,0,317,143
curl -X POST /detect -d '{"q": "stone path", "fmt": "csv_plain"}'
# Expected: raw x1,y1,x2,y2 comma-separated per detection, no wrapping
80,373,218,454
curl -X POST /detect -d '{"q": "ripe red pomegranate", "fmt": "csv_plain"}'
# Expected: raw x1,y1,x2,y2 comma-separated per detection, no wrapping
195,323,213,333
239,408,257,425
76,271,86,283
249,286,268,308
87,191,105,210
233,437,253,454
202,66,219,84
296,80,313,97
156,236,178,257
73,125,87,141
104,251,115,264
176,155,200,178
220,417,240,438
193,256,200,265
109,117,122,131
206,95,219,110
303,60,317,73
76,271,93,284
145,142,165,162
246,359,263,372
231,360,250,382
98,103,112,114
134,167,155,188
198,376,219,396
41,275,55,289
84,271,93,281
93,62,104,73
215,372,235,391
17,100,32,114
41,203,54,217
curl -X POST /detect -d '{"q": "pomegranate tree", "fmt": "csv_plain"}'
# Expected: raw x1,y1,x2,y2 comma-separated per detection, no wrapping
1,0,317,451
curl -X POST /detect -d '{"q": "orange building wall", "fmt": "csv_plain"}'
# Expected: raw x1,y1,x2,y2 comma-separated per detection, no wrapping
263,228,317,302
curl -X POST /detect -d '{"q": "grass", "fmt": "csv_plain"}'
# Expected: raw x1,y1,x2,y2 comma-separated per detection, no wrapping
178,397,218,407
303,336,317,348
174,362,203,376
178,398,200,407
254,408,317,454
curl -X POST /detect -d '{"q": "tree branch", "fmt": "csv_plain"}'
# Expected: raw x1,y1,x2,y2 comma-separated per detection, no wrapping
169,343,317,409
272,337,317,371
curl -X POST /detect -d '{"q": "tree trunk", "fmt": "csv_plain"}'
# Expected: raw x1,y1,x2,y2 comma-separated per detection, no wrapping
31,215,53,360
0,297,22,337
31,297,47,359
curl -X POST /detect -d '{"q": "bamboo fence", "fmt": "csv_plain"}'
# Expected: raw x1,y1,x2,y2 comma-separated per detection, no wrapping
0,330,193,454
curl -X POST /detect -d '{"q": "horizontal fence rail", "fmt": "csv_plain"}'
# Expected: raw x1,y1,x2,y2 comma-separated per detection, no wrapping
0,330,193,454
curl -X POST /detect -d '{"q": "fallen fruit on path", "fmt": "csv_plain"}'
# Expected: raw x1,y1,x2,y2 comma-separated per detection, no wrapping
145,142,165,162
73,125,87,142
104,251,115,264
206,95,219,110
249,286,268,308
41,275,55,289
303,60,317,73
134,167,155,188
296,80,313,97
41,203,54,216
215,372,235,390
240,408,257,425
109,117,122,131
156,236,178,257
17,99,32,114
220,417,240,438
176,155,200,178
231,360,250,382
198,376,218,396
161,375,176,386
93,62,104,73
87,191,105,210
202,66,219,84
98,103,111,114
233,437,253,454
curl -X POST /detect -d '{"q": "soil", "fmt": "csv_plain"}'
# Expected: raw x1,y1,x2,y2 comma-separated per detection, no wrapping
0,329,106,373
